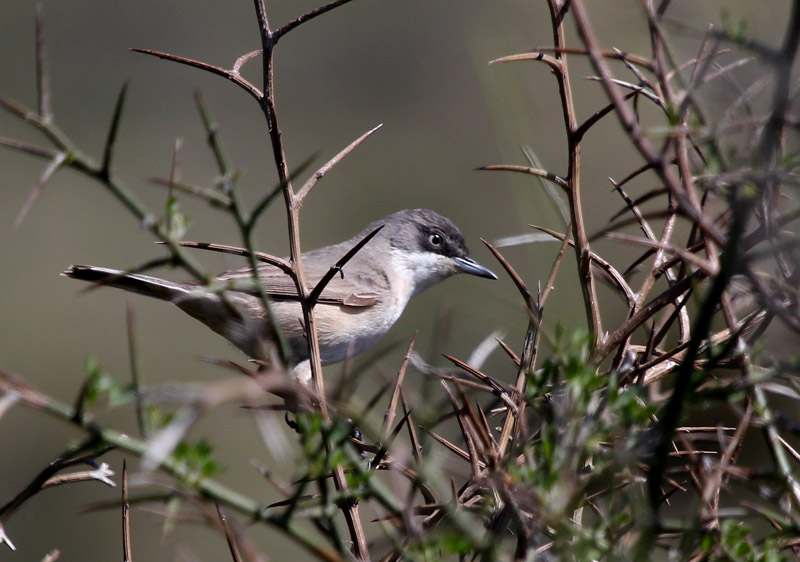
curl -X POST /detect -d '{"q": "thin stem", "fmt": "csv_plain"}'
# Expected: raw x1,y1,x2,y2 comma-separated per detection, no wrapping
547,0,603,349
250,2,368,557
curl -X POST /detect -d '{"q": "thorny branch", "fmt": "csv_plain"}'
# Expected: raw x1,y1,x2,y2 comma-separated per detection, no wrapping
2,1,800,560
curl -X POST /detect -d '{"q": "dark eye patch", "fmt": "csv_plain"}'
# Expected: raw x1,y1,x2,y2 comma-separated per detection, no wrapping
415,218,469,259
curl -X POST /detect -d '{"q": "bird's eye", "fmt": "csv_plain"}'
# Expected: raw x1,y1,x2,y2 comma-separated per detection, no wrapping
428,233,444,247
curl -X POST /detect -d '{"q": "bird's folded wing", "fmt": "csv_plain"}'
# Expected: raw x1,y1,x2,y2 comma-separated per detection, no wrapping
261,279,377,307
216,266,378,307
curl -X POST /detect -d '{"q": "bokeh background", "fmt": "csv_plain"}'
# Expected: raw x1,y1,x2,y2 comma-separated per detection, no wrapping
0,1,792,560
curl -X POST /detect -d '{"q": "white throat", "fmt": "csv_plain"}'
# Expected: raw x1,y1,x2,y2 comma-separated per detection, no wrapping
387,247,457,313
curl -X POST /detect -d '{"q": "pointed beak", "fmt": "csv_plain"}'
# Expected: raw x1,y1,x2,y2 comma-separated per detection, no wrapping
454,256,498,280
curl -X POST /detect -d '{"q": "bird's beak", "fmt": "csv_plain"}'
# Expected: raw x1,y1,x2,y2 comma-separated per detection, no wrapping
455,256,498,280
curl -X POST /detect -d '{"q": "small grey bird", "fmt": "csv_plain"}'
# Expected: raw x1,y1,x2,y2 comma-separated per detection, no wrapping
64,209,497,382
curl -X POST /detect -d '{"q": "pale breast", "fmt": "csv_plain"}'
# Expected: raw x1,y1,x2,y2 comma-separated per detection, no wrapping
271,297,401,364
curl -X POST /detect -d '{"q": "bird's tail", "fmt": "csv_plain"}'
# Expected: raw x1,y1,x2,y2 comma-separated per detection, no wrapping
62,265,191,302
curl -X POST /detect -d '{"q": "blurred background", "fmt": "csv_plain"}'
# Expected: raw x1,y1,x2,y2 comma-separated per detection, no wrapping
0,0,791,559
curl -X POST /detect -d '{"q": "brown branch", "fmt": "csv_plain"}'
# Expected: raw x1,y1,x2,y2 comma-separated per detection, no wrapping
530,225,636,308
490,51,562,72
13,151,66,229
273,0,358,43
478,164,568,190
382,333,418,441
249,1,369,556
597,272,700,362
528,45,655,71
295,123,383,206
216,503,243,562
604,232,717,277
159,241,292,274
34,5,52,121
569,0,726,250
547,0,603,347
122,462,132,562
0,137,58,160
131,49,262,101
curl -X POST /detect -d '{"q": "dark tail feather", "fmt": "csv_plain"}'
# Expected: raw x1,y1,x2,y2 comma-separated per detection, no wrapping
62,265,189,302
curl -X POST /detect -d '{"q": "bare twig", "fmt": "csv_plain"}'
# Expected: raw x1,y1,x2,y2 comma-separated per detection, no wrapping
307,225,385,307
479,164,568,191
382,332,418,441
295,124,383,205
122,461,132,562
34,4,51,121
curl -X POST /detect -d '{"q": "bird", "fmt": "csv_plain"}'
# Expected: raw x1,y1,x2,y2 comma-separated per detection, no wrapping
63,209,497,383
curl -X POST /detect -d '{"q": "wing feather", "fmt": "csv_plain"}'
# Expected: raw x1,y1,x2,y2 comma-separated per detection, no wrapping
215,258,379,308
